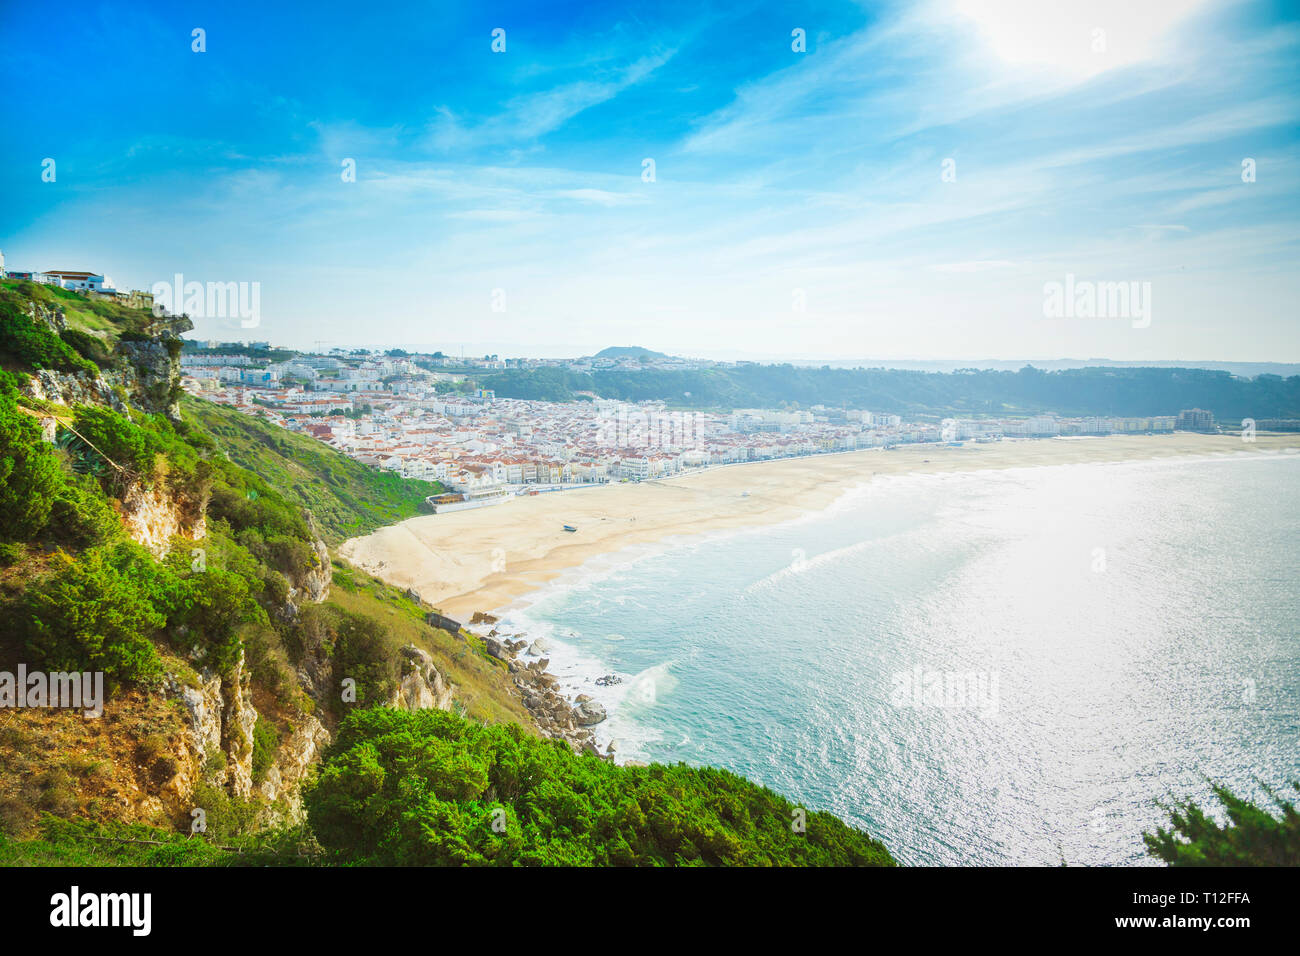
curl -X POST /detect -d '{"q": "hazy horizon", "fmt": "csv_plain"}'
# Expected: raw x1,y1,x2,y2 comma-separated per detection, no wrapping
179,336,1300,376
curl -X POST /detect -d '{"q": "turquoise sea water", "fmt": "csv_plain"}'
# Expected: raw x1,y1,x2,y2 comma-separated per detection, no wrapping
495,450,1300,865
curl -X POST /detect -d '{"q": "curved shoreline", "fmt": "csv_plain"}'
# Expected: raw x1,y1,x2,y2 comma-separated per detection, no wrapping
339,435,1300,758
339,434,1300,621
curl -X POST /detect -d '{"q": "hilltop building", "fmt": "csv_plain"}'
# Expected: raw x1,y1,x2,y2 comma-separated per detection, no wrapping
44,270,117,293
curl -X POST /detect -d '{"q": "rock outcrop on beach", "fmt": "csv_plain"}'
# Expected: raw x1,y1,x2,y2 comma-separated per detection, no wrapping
478,631,613,758
575,700,608,726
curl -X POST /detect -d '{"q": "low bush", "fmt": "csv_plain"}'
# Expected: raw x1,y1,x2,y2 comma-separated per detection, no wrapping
306,708,896,867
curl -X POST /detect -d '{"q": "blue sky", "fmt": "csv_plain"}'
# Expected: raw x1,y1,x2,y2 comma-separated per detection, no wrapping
2,0,1297,360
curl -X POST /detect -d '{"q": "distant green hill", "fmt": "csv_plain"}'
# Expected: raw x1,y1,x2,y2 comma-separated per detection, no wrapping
482,363,1300,419
593,345,670,360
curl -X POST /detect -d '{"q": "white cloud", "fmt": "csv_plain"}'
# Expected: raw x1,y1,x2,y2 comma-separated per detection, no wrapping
952,0,1214,79
427,49,676,151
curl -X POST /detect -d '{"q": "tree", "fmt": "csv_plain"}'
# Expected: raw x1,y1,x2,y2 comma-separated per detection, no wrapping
0,386,62,540
1145,781,1300,866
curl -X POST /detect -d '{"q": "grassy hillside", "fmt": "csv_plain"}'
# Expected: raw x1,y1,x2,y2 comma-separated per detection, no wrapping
0,279,178,375
322,560,532,727
0,816,304,867
7,279,154,336
181,396,440,542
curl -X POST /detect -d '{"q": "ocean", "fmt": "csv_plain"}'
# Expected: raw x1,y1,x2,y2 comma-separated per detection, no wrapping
493,450,1300,865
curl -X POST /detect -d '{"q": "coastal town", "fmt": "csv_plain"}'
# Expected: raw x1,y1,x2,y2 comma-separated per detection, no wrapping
177,339,1221,505
0,248,1228,505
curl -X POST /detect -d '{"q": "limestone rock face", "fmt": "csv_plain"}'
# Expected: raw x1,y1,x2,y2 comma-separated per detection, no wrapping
120,477,207,558
258,716,331,822
29,299,68,333
20,302,193,419
24,368,130,414
282,512,332,617
276,514,333,631
117,338,183,419
169,672,224,770
299,513,333,604
295,647,332,711
166,653,333,825
388,645,456,712
221,652,259,799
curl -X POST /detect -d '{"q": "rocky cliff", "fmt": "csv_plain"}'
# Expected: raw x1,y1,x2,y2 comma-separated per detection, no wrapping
119,475,208,559
388,644,456,712
167,651,332,826
1,282,481,840
18,295,192,419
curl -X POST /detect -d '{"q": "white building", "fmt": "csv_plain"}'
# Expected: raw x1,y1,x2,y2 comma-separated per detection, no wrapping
618,457,652,479
45,270,116,293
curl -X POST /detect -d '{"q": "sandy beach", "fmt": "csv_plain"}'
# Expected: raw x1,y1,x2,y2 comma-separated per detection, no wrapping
340,433,1300,619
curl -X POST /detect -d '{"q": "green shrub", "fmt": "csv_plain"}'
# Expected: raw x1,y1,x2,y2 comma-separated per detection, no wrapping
168,567,263,674
44,473,122,547
15,543,167,686
189,783,260,841
0,383,62,540
243,624,295,707
59,328,112,367
72,405,163,477
35,769,79,817
208,480,308,540
251,716,281,785
329,610,400,707
306,708,896,867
